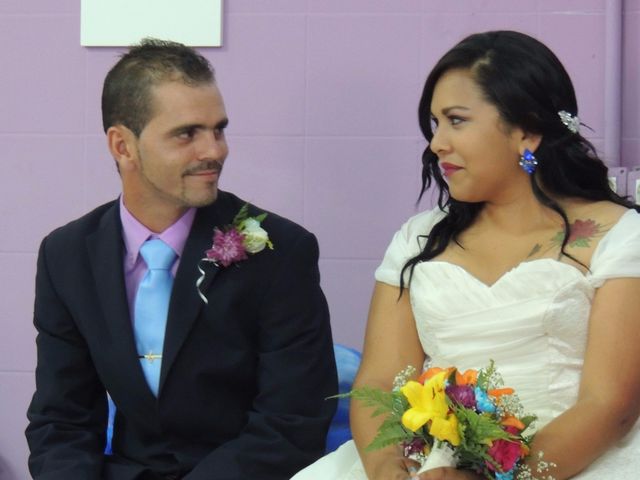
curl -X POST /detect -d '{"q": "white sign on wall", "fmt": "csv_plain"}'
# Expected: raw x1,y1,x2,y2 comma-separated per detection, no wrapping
81,0,223,47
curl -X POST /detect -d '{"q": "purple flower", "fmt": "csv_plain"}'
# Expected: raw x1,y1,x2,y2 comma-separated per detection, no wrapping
445,384,476,409
205,228,248,267
402,438,427,457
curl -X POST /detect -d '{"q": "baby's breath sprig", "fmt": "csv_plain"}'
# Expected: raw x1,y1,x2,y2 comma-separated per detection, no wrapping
515,451,557,480
496,393,526,419
393,365,417,392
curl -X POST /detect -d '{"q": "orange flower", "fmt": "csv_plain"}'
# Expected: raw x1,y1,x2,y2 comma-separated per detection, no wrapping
418,367,453,384
488,387,514,398
455,369,478,386
501,416,526,431
419,367,477,386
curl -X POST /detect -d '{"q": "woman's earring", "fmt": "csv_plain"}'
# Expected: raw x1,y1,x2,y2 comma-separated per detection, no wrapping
519,148,538,174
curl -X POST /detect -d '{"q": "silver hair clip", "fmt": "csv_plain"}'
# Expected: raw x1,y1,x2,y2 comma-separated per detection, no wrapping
558,110,580,134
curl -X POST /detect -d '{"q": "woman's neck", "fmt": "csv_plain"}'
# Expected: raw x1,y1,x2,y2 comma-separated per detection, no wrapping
477,192,564,235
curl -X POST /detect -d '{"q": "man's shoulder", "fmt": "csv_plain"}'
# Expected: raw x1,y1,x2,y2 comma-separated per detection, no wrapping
213,191,312,242
43,200,118,247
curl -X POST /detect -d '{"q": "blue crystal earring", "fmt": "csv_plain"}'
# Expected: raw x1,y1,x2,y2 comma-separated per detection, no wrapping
519,148,538,174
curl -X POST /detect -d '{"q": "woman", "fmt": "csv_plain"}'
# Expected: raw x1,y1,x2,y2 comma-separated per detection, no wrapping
293,31,640,479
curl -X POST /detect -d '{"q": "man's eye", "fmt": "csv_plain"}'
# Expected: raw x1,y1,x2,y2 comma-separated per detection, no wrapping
178,128,196,139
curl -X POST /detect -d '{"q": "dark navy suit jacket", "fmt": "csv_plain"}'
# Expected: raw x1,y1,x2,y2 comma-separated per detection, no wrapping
26,191,338,480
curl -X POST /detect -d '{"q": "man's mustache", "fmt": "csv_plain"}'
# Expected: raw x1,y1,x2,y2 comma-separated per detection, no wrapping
183,160,223,176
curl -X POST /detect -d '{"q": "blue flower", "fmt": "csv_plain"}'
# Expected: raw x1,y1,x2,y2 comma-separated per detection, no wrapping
474,387,496,413
495,469,514,480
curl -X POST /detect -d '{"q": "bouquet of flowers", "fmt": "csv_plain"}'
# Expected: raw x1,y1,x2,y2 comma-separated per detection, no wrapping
345,362,555,479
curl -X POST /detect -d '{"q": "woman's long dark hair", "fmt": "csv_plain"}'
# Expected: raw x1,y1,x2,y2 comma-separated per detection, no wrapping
400,30,638,290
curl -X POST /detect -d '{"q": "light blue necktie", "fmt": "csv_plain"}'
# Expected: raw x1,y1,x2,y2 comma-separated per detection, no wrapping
134,239,176,396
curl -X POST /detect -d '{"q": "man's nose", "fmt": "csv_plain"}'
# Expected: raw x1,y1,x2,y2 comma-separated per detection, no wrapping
198,130,227,160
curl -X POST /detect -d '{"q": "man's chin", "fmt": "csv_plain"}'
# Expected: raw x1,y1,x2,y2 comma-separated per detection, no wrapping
184,190,219,208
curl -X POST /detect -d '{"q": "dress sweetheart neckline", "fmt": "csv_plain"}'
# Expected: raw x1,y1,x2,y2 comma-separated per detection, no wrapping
417,209,637,289
422,258,585,289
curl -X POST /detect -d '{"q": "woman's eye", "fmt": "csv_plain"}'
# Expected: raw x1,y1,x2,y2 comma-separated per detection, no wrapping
449,116,465,126
430,117,439,131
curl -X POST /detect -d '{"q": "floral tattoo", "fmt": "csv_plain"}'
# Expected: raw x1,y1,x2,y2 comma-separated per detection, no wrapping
551,219,606,248
527,219,610,258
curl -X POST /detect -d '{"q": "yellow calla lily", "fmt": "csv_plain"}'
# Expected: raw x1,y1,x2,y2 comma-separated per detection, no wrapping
400,371,450,432
430,414,461,446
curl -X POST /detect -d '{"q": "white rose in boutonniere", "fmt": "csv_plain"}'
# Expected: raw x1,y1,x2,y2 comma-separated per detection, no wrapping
239,218,271,254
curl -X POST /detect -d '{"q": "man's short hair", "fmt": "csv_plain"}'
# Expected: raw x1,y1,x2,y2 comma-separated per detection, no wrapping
101,38,215,136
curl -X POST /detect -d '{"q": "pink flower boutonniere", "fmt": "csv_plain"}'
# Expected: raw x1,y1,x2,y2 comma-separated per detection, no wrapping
197,203,273,303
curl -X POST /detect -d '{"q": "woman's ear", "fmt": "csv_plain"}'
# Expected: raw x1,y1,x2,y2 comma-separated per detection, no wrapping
520,131,543,154
107,125,138,172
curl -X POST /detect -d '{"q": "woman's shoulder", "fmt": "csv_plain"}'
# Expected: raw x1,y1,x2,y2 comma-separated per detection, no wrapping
375,208,448,286
397,207,448,241
561,201,637,254
577,202,640,278
563,199,631,221
591,205,640,254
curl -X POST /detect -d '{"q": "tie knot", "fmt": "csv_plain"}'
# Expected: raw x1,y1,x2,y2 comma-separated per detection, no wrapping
140,239,176,271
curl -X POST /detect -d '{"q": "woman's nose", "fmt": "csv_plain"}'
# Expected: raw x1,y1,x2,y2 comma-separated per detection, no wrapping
429,126,450,157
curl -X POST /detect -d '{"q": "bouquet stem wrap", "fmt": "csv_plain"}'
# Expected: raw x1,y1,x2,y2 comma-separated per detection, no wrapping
418,442,457,474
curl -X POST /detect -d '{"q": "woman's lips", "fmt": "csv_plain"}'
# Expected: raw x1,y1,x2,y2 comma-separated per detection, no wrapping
440,162,462,177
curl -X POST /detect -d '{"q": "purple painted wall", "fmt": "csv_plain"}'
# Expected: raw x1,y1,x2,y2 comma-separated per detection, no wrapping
1,1,638,478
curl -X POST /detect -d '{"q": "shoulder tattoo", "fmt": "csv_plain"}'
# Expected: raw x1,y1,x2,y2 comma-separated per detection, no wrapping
551,219,611,248
527,219,611,259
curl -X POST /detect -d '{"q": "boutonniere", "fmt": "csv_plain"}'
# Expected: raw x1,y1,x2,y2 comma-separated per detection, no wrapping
196,203,273,303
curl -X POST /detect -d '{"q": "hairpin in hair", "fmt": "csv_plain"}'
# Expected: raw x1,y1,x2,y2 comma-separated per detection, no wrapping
558,110,580,134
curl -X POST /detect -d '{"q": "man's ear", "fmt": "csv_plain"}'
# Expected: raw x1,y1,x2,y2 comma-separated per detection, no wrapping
107,125,138,172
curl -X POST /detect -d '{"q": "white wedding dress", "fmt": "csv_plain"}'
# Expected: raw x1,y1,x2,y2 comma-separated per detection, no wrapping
293,208,640,479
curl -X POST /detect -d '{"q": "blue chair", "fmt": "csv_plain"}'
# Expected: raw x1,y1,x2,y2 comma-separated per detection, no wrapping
325,343,362,453
105,395,115,455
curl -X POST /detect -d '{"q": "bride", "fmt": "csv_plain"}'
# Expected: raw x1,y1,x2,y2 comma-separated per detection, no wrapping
293,31,640,479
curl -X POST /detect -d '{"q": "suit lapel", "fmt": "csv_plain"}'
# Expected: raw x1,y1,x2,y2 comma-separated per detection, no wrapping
86,203,157,404
159,202,225,393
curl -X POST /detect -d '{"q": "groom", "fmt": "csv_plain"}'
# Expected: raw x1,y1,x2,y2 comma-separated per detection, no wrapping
26,39,337,480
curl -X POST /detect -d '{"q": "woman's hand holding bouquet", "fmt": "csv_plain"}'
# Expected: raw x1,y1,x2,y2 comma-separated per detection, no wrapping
343,362,555,480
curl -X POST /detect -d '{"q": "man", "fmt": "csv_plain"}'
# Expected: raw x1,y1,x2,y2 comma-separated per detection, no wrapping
26,39,338,480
